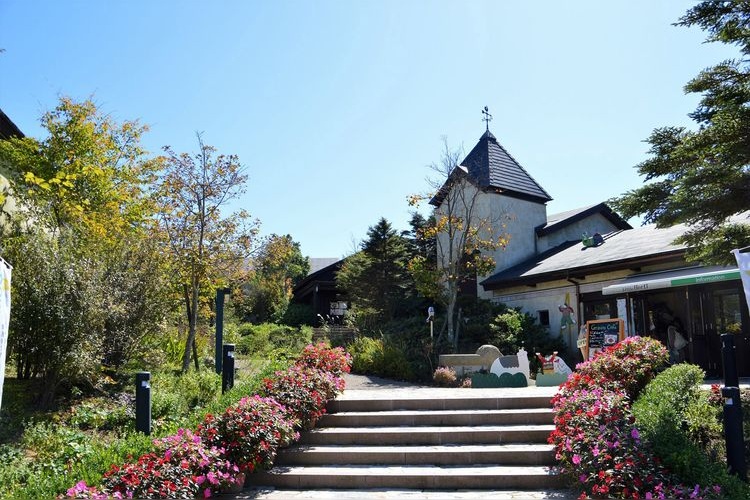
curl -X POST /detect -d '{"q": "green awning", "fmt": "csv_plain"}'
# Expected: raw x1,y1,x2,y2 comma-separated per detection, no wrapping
602,266,741,296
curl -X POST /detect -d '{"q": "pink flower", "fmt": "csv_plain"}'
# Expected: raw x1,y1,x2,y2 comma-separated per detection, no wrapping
204,487,212,498
572,454,581,465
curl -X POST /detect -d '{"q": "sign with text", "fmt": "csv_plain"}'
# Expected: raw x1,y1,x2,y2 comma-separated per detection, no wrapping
584,318,624,360
0,262,11,412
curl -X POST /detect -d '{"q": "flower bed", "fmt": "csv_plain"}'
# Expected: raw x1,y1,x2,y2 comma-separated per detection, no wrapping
549,336,722,499
63,343,351,499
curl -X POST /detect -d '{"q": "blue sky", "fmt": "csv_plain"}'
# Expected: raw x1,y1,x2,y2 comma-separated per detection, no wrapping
0,1,737,258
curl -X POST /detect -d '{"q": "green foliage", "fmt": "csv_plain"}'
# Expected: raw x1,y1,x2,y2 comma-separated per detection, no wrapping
633,364,749,498
155,133,259,372
0,360,280,500
347,336,415,381
488,306,567,372
337,217,416,323
237,234,309,323
4,229,105,407
610,1,750,265
235,322,312,360
281,302,316,327
0,96,159,239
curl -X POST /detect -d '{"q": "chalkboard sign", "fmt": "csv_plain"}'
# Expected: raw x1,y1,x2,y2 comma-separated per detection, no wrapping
583,319,625,360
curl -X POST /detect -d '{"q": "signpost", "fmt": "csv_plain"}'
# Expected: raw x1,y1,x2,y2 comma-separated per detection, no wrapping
582,318,625,360
427,306,435,340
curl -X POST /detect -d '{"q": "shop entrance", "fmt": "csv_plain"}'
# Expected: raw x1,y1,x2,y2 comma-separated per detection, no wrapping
693,283,750,377
635,283,750,378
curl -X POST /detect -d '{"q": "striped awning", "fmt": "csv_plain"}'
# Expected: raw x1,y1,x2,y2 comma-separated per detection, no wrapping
601,266,741,296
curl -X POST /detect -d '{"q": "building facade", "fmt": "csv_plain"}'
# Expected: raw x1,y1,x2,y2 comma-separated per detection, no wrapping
433,129,750,376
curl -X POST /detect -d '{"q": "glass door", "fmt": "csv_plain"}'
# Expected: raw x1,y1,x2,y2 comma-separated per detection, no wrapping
705,285,750,377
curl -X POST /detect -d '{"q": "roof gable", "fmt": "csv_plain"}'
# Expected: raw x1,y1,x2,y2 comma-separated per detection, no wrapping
536,202,631,237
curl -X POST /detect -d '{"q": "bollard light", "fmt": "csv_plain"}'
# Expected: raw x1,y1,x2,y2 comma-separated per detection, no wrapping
135,371,151,436
222,344,236,394
215,288,231,375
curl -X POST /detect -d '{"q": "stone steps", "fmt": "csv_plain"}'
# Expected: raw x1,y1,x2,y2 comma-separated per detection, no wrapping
246,386,567,493
276,443,556,466
298,424,556,446
253,465,565,490
319,408,553,427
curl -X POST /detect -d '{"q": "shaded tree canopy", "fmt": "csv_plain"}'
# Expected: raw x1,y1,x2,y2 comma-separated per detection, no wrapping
611,1,750,265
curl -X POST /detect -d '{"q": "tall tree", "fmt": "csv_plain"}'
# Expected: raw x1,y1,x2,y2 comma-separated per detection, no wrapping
409,139,508,349
337,217,413,323
611,1,750,265
155,134,258,372
241,234,309,323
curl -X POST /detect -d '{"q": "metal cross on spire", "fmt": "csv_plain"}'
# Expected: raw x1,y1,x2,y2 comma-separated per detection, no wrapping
482,106,492,131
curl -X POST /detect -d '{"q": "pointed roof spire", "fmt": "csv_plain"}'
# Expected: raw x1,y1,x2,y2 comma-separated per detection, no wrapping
460,122,552,204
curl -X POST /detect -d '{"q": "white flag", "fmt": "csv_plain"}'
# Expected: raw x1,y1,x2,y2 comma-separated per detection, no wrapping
0,261,10,412
732,249,750,317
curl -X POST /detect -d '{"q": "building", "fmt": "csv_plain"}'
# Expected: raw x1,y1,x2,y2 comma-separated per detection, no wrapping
432,129,750,376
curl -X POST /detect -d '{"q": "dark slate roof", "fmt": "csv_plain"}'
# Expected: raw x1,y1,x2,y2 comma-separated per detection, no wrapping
462,130,552,203
292,259,344,298
481,223,691,289
536,202,632,237
0,108,24,140
308,257,340,275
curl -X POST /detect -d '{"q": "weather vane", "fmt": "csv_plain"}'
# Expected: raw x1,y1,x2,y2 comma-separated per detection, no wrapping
482,106,492,131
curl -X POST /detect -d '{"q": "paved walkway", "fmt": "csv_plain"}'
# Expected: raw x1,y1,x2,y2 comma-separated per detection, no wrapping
235,374,576,500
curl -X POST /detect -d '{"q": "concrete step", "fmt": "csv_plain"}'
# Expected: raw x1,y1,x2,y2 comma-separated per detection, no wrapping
232,487,577,499
276,443,556,466
319,408,553,427
327,394,553,413
299,425,555,446
252,465,565,490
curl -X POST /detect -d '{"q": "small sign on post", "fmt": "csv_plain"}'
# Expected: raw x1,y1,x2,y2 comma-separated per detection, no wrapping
427,306,435,340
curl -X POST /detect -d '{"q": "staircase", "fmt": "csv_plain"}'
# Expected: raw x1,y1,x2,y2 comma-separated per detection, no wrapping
249,387,569,496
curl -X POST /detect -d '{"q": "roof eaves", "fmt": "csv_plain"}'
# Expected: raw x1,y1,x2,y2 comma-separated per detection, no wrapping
481,248,686,290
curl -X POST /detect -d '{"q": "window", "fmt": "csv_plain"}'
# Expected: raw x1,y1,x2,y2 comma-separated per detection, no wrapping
538,309,550,327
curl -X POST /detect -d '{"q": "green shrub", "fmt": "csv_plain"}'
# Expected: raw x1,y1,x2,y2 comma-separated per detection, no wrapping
235,323,312,358
633,363,749,498
282,303,316,327
0,361,280,500
348,336,414,380
488,307,567,373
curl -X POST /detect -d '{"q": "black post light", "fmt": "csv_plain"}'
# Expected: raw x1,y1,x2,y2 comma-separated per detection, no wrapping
222,344,236,394
720,333,747,480
135,371,151,435
215,287,231,375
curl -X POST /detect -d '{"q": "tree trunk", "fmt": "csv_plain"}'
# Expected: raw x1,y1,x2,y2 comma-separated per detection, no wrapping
192,338,199,371
454,307,463,350
181,283,195,373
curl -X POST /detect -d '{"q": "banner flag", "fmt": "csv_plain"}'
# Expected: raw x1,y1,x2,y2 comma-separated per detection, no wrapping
732,249,750,317
0,261,10,412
